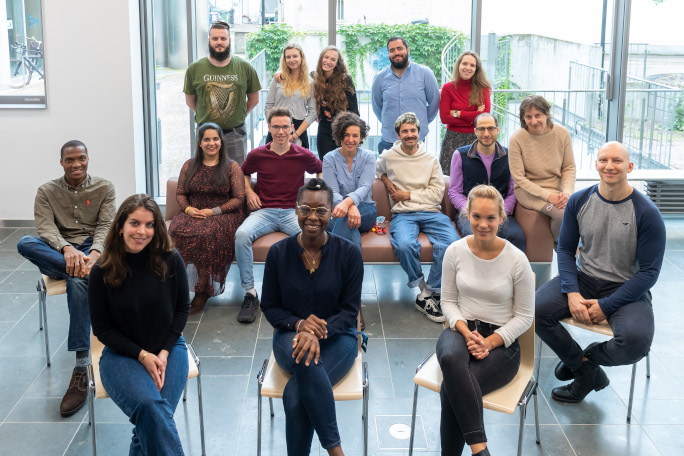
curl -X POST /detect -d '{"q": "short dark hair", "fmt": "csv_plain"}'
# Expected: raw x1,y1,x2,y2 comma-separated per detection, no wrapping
387,36,408,49
60,140,87,158
331,111,370,146
474,112,498,128
297,178,333,206
210,21,230,32
267,106,292,125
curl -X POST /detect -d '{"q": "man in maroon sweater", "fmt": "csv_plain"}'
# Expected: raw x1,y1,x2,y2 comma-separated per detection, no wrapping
234,106,322,323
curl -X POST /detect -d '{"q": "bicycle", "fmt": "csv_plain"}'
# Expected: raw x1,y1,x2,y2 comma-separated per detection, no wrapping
10,37,44,89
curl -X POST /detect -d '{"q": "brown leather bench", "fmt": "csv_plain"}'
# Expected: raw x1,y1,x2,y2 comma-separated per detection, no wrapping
165,176,552,264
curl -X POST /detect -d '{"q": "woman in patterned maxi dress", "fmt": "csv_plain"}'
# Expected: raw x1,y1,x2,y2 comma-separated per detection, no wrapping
169,122,246,314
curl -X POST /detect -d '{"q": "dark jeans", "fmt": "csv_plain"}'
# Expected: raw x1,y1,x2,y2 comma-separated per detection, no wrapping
273,327,358,455
535,272,654,371
100,336,188,455
266,118,310,149
17,235,91,351
316,121,336,160
327,202,377,251
436,322,520,454
456,214,527,253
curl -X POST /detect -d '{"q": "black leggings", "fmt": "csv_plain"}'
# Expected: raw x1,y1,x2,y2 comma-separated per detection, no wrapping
436,322,520,454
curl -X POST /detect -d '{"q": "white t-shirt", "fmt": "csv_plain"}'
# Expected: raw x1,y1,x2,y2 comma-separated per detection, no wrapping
441,237,534,347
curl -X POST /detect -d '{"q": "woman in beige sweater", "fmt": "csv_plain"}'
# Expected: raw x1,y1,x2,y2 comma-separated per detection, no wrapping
508,95,576,245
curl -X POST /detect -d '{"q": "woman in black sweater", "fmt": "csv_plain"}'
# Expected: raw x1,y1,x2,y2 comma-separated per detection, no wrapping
88,194,190,455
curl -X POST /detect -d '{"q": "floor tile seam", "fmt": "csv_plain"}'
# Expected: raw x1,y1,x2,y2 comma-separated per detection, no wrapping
0,299,40,345
61,415,87,456
232,311,262,456
373,285,396,401
0,292,36,295
0,421,82,425
663,256,684,274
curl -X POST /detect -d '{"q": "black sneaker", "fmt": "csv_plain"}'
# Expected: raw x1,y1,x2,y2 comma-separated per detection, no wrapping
415,294,445,323
237,293,259,323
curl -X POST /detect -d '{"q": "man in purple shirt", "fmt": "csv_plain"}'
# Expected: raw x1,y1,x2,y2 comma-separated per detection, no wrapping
448,113,526,251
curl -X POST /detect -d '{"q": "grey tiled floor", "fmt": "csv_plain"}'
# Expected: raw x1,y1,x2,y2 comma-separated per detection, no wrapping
1,221,683,456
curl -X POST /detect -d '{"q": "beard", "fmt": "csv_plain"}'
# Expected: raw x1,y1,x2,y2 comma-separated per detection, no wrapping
209,42,231,61
391,55,408,69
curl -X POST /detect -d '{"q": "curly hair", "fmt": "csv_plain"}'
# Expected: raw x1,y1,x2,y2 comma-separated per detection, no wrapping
451,51,491,106
98,194,174,288
313,46,354,114
331,111,370,146
279,43,311,98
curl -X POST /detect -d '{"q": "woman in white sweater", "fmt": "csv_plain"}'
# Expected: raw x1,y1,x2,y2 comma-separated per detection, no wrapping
437,185,534,456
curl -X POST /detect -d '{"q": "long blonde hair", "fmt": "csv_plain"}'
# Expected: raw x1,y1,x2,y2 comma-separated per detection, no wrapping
451,50,491,107
280,43,311,98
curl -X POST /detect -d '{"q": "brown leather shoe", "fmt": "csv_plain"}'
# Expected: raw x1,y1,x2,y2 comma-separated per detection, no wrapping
60,369,87,417
189,292,209,315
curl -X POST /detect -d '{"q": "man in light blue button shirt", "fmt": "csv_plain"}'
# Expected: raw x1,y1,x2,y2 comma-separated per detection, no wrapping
372,37,440,154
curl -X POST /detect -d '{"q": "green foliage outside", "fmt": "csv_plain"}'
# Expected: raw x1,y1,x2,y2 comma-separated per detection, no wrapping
245,23,465,87
675,91,684,133
337,24,465,84
246,23,294,75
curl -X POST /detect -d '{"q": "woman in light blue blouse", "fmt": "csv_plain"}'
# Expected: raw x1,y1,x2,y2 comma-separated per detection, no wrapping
265,43,316,149
322,111,377,250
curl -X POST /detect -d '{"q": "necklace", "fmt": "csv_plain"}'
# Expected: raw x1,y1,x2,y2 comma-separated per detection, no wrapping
298,232,328,274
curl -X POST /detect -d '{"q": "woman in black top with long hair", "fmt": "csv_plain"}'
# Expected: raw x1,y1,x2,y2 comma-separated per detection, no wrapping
89,194,190,455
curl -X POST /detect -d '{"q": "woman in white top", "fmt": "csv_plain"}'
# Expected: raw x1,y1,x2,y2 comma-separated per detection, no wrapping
437,184,534,456
265,43,316,149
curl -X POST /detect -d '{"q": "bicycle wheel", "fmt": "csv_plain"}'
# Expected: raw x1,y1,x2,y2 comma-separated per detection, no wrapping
10,61,32,88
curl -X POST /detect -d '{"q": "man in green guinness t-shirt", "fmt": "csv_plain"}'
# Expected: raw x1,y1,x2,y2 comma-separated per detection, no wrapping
184,21,261,164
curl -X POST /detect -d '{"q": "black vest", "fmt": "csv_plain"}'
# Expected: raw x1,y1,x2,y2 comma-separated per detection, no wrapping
458,143,511,201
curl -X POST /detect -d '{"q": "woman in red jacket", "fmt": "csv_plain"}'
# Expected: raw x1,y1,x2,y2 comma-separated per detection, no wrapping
439,51,491,174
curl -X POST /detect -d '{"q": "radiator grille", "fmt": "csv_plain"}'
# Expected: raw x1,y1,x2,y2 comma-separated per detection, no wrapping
645,181,684,214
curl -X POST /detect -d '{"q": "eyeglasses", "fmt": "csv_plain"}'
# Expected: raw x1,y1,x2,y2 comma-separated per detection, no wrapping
297,205,330,217
475,126,499,133
270,125,292,131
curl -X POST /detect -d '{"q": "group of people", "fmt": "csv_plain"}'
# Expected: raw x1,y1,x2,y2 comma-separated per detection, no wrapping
15,20,666,456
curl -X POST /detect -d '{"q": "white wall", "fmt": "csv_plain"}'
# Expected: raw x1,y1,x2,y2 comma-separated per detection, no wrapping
0,0,145,221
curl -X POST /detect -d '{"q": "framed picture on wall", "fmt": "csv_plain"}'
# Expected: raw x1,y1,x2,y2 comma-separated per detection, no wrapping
1,0,46,108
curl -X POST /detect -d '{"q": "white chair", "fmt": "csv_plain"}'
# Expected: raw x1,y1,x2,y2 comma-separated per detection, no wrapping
537,317,651,422
86,333,206,455
256,322,369,456
408,320,540,456
36,274,67,367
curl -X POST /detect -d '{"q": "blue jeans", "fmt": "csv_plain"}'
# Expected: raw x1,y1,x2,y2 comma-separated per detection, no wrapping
456,214,527,253
437,324,520,452
327,202,377,251
100,336,188,456
389,212,459,293
535,272,654,371
235,208,300,289
17,235,91,351
377,139,395,155
273,328,358,454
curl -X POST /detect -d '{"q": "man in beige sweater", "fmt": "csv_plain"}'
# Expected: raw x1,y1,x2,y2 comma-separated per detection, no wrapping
377,112,460,322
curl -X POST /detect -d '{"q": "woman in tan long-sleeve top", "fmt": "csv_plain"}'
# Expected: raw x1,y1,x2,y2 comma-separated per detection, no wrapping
508,95,576,246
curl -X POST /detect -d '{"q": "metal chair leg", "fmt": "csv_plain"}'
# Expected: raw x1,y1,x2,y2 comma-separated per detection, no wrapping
408,383,420,456
196,366,206,456
516,403,526,456
646,352,651,378
363,361,369,456
37,279,44,330
87,364,97,456
37,278,51,367
183,381,188,402
257,386,262,456
627,361,638,422
42,295,50,368
268,398,274,417
533,384,541,444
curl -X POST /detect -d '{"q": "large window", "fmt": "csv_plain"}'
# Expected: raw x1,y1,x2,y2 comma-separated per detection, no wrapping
143,0,684,200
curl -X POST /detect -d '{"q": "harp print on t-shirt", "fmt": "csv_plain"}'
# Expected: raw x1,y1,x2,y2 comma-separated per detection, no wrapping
206,81,237,120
